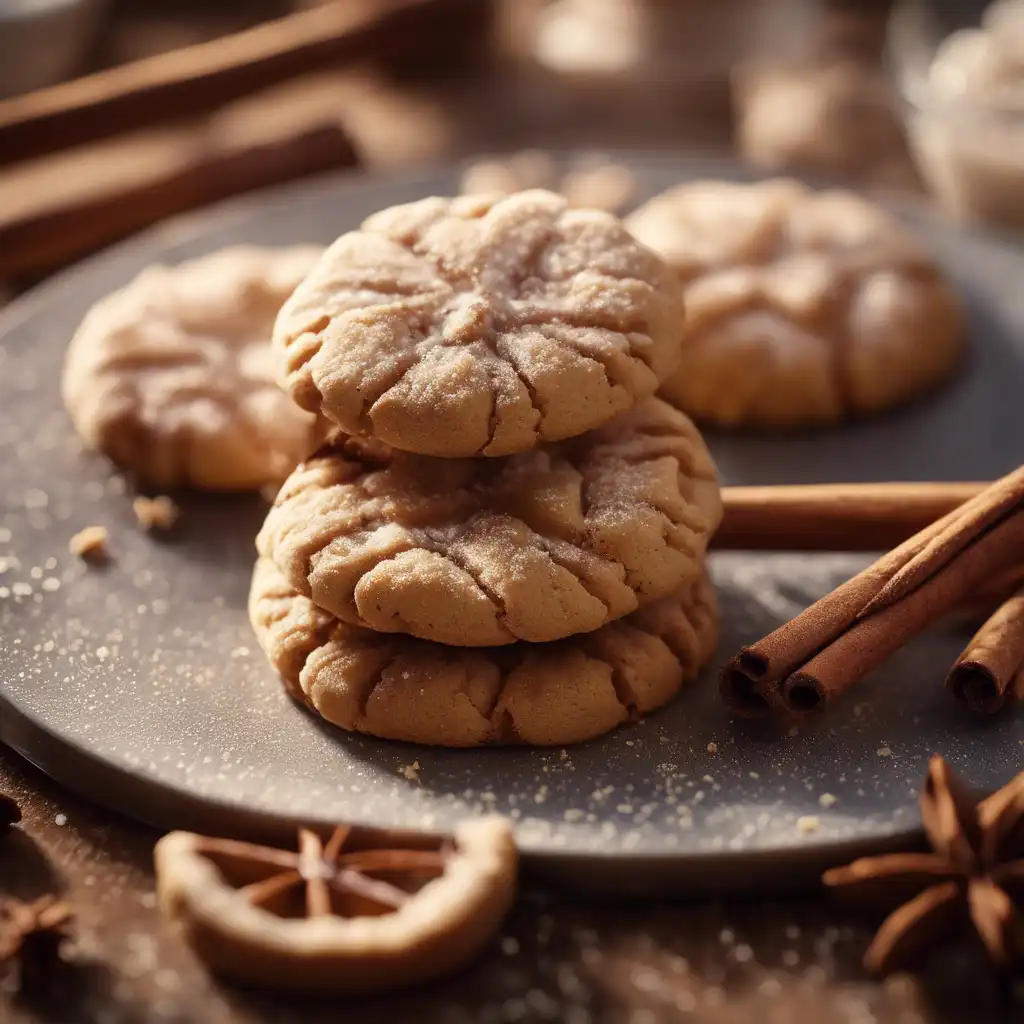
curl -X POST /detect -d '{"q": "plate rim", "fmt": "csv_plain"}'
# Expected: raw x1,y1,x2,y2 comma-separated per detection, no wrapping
8,150,1023,892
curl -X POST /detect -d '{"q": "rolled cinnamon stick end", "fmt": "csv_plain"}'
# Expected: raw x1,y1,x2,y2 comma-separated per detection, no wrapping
778,512,1024,716
946,592,1024,715
718,651,775,717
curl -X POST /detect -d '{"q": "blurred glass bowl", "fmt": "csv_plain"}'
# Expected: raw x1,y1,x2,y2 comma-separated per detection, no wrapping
0,0,109,100
888,0,1024,231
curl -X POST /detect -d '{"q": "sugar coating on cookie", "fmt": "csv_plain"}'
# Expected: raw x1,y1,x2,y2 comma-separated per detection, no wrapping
257,397,722,647
249,557,719,748
273,190,684,457
626,179,966,428
62,246,325,491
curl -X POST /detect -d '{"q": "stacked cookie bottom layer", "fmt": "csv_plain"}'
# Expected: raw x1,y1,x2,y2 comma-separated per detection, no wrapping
249,558,719,748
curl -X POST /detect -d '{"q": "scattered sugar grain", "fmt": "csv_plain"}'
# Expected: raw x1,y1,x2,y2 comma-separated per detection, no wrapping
133,495,180,531
69,525,109,562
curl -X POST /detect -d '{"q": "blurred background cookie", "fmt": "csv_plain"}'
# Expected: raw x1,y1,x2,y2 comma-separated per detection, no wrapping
460,150,636,213
734,59,920,191
627,179,966,429
62,245,325,491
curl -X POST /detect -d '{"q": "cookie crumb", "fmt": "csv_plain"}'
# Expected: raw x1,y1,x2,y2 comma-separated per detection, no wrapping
133,496,180,531
818,793,837,808
706,741,718,754
797,816,820,834
69,525,109,562
400,760,421,782
876,746,892,758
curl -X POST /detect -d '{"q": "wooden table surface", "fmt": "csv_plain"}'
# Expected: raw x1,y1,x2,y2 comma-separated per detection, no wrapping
3,4,1020,1022
3,745,1020,1024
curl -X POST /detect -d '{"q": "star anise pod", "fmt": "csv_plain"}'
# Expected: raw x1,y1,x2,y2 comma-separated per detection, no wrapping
824,755,1024,975
0,896,75,991
0,792,19,832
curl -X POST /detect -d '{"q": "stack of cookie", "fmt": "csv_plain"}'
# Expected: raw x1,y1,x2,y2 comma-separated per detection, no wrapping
248,190,724,748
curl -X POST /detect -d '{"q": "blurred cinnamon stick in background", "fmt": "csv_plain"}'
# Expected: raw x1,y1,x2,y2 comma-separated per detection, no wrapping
0,123,358,280
714,481,986,552
0,0,465,166
0,0,478,282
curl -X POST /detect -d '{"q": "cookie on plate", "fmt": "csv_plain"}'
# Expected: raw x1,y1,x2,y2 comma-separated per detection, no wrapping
626,179,966,428
257,397,722,647
273,190,683,457
62,246,324,491
249,557,719,748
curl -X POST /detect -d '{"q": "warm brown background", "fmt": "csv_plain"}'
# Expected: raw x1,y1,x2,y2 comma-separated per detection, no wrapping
1,2,1019,1021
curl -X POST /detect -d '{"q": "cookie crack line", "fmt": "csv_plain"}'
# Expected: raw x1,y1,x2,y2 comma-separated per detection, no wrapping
355,651,406,725
538,541,615,617
425,538,512,624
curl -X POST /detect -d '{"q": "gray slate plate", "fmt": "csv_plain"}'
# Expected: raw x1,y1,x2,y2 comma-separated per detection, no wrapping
1,156,1022,894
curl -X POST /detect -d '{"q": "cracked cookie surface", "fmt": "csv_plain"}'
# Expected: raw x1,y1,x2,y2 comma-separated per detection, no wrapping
249,557,719,748
273,190,683,457
257,397,722,647
626,179,966,429
62,246,325,491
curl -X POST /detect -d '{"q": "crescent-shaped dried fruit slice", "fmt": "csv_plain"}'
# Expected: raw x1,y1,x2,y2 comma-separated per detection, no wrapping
155,817,516,994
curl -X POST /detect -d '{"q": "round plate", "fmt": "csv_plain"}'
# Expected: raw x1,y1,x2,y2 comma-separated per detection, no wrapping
1,156,1022,894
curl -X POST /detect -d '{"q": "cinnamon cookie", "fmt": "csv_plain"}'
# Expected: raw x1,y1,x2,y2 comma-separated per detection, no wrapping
257,397,722,647
249,557,719,748
626,179,966,428
272,190,683,457
62,247,324,491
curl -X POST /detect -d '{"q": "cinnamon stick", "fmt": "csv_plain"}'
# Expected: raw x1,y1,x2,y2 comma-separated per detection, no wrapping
720,465,1024,717
0,0,434,167
714,482,985,552
0,123,357,281
782,513,1024,714
946,591,1024,715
